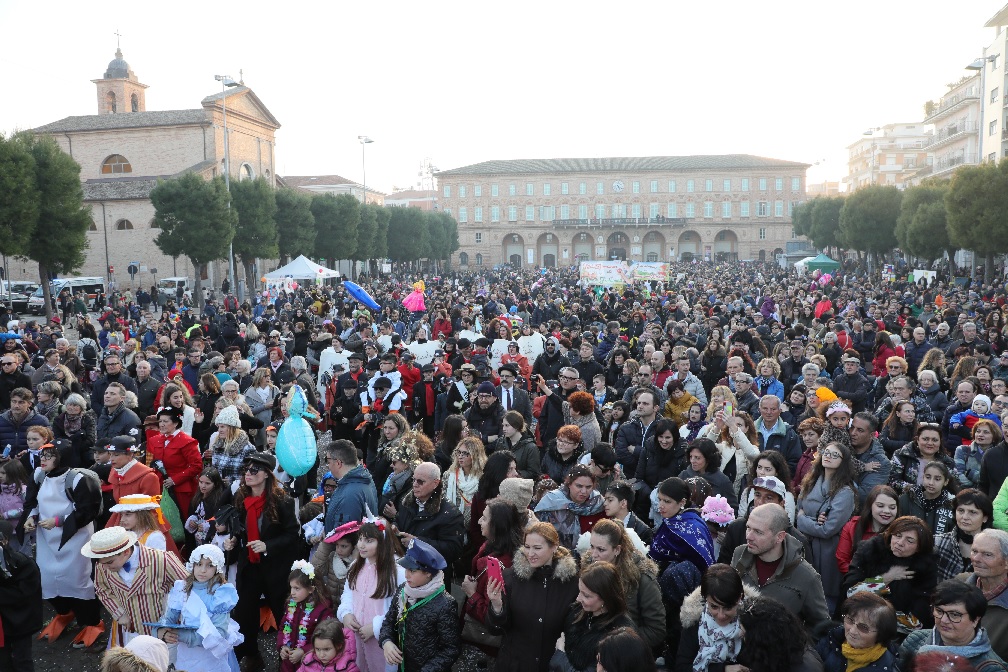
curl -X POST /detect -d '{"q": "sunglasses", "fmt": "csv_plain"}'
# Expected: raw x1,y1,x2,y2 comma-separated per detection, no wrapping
245,465,264,475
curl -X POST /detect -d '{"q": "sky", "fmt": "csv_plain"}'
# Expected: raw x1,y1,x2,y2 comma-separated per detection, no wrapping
1,1,1001,192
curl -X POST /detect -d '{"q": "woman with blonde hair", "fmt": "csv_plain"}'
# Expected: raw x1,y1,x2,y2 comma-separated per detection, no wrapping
208,405,255,489
444,435,487,529
704,386,738,423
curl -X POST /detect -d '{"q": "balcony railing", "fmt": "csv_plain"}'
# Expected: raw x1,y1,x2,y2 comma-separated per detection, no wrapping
925,89,981,122
932,153,978,175
552,217,691,228
926,121,978,149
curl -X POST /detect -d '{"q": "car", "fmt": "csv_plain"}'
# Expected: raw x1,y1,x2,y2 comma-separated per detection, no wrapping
7,282,38,313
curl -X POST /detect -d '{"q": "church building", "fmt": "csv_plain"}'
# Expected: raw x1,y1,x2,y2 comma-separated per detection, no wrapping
33,48,281,290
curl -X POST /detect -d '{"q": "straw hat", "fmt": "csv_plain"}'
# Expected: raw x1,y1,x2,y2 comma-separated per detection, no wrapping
109,494,162,513
81,526,138,559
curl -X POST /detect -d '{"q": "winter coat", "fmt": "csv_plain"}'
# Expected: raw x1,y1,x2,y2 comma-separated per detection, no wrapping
980,441,1008,501
920,382,949,416
541,444,584,486
795,478,857,599
898,487,955,536
52,410,97,467
888,442,959,496
495,431,541,480
323,464,378,533
815,624,897,672
378,581,460,672
486,548,581,672
0,545,42,639
614,416,658,476
959,572,1008,662
0,410,49,459
731,535,832,639
95,403,141,448
676,583,761,672
294,635,360,672
549,605,637,672
635,434,689,489
465,399,506,446
878,421,916,458
394,485,465,573
581,549,665,650
145,429,202,517
843,534,937,627
755,417,804,474
899,627,1008,672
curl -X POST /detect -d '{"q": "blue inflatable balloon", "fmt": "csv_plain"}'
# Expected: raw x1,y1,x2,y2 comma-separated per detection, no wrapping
276,386,317,477
342,280,381,311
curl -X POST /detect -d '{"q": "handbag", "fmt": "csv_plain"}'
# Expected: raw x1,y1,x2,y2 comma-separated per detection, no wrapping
160,486,186,544
460,612,502,648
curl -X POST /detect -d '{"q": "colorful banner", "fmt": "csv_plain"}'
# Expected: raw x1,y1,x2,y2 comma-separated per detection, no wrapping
579,261,671,286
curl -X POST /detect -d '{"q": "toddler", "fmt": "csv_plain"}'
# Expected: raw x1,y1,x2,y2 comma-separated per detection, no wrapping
295,617,358,672
950,394,1002,446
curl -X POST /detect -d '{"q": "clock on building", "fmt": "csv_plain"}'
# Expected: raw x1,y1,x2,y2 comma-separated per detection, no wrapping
612,180,624,193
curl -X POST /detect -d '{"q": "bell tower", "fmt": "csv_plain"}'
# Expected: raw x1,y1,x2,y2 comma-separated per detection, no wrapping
91,46,148,114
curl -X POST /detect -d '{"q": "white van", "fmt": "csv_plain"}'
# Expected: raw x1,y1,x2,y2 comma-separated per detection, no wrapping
156,277,191,304
28,277,106,314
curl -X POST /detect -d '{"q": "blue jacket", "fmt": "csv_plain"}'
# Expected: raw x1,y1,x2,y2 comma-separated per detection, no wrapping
756,418,803,473
0,411,49,459
324,464,378,532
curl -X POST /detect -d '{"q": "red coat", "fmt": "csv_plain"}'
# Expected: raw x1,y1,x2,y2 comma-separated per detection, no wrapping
107,461,162,528
872,344,899,377
145,429,203,517
836,515,879,575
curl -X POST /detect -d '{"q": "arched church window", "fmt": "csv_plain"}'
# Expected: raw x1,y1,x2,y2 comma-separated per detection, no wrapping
101,155,132,175
131,94,139,112
88,221,98,232
240,163,255,181
459,252,469,266
115,219,133,230
106,92,116,113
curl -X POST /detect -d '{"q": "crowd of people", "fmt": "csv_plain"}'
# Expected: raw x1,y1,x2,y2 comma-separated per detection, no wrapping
0,260,1007,672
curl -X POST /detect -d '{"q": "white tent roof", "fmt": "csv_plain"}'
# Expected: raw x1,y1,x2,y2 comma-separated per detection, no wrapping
263,255,339,280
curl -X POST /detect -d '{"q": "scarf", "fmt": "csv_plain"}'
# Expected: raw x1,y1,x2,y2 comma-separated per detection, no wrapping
918,627,994,661
401,570,445,607
62,412,83,435
956,527,975,544
244,493,266,563
36,398,59,419
693,607,742,672
841,642,887,672
213,428,251,457
911,486,949,513
535,487,604,550
445,468,479,512
755,376,773,396
684,419,707,444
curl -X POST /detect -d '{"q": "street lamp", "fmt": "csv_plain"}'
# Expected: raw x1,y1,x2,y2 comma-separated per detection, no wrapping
359,136,374,276
965,55,995,279
216,74,241,300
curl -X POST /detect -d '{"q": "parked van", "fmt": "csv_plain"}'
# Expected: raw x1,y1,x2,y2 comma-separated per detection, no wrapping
156,277,191,304
28,277,105,314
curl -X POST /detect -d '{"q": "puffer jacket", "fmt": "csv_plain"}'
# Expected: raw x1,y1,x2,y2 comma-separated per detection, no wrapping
487,548,580,672
377,581,459,672
676,583,761,672
0,410,49,458
94,403,141,447
582,548,665,650
816,624,897,672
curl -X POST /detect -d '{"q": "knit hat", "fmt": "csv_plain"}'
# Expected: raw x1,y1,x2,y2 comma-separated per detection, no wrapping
814,387,838,403
215,405,241,428
125,635,170,672
477,381,496,396
974,394,992,413
498,477,534,510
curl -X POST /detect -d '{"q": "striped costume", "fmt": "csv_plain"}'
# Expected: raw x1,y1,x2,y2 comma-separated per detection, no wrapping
94,543,187,646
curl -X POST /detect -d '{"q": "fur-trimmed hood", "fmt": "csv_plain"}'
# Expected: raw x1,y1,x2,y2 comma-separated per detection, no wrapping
511,545,578,583
679,583,761,629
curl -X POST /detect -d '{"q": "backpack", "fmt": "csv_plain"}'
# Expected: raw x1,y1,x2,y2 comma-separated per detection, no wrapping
33,466,104,516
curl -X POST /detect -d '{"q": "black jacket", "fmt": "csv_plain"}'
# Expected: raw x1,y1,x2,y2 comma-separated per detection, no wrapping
0,545,42,639
551,604,637,672
394,484,465,573
634,434,688,489
94,403,141,449
0,371,31,411
832,372,870,414
979,441,1008,501
232,492,300,579
843,534,937,628
378,582,460,672
465,399,505,446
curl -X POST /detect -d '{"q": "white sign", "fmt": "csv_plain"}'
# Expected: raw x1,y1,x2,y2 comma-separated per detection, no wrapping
406,341,439,365
527,248,534,264
517,334,546,364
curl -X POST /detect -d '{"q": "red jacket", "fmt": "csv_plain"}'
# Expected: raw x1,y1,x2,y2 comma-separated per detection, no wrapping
836,515,879,575
144,429,203,517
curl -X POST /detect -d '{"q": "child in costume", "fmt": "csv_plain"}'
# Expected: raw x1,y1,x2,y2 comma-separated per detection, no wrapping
153,544,243,672
279,560,335,672
313,521,360,606
337,516,405,672
378,538,460,672
108,493,180,557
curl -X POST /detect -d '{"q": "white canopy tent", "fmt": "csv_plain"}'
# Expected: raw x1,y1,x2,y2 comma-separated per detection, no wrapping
263,255,340,280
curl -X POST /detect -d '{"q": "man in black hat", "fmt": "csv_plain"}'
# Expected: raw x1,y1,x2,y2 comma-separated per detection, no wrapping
450,338,472,370
465,382,504,446
329,377,363,445
496,363,532,426
356,376,396,475
412,364,438,439
338,351,367,395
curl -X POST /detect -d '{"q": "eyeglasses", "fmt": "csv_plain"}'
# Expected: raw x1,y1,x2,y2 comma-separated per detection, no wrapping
412,478,429,485
933,606,965,623
842,614,877,633
245,465,263,475
559,375,578,382
821,450,843,460
40,449,57,460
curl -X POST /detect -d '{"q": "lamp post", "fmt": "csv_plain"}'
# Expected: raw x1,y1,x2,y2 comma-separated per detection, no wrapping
215,74,241,299
965,55,995,279
358,135,373,276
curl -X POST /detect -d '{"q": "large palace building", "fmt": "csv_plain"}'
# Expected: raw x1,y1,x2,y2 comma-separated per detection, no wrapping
435,155,809,268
